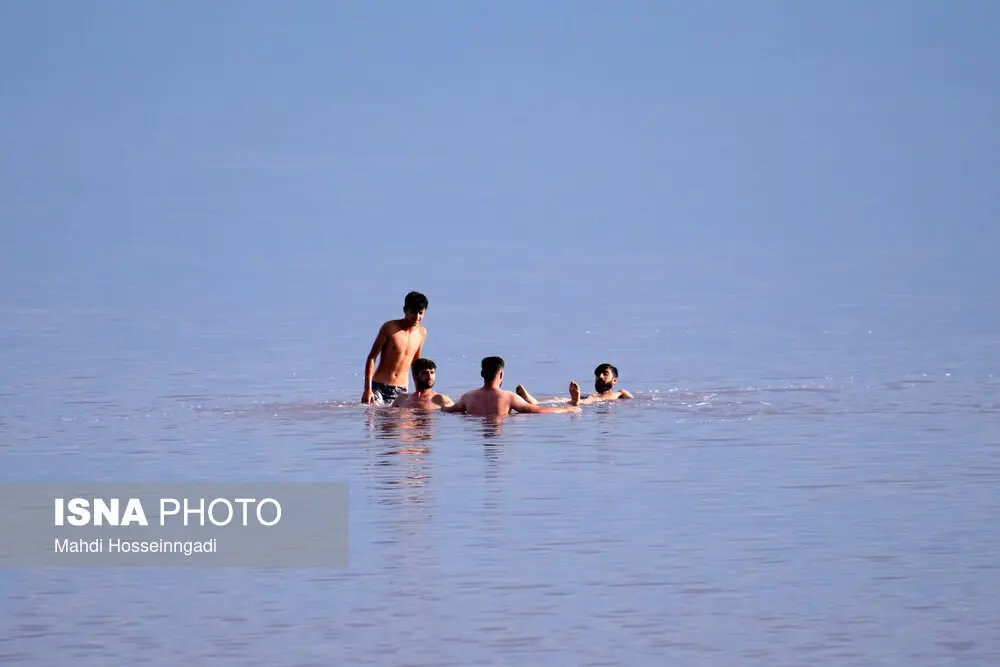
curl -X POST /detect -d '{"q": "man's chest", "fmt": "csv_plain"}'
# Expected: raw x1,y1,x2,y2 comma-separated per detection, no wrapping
387,329,421,350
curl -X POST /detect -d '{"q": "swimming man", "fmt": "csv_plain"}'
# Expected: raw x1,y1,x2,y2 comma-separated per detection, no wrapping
391,358,454,410
362,291,429,405
516,363,634,406
442,356,581,416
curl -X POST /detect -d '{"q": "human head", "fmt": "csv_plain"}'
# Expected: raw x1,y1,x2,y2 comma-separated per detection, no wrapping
594,363,619,393
403,291,428,327
480,356,505,385
411,358,437,391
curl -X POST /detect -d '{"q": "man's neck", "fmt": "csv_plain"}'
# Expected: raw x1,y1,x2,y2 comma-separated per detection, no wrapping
413,388,435,398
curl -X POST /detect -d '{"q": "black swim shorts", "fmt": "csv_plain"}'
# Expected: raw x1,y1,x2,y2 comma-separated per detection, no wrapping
372,381,407,405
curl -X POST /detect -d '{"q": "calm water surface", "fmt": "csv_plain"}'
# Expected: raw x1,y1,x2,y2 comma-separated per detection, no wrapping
1,246,998,666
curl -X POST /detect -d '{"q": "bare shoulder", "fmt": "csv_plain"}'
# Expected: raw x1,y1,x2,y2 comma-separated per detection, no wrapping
618,389,634,399
441,391,467,413
433,393,454,407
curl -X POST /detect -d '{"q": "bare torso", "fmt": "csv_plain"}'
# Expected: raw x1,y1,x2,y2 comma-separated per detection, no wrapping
460,388,517,416
445,385,581,416
579,389,629,404
395,390,452,410
373,321,426,387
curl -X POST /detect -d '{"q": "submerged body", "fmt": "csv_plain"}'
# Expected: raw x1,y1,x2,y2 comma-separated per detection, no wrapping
391,359,453,410
393,390,452,410
443,357,580,417
516,363,633,406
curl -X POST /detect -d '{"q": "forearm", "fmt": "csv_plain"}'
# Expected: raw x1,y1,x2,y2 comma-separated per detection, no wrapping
528,395,571,405
363,358,376,389
542,396,572,405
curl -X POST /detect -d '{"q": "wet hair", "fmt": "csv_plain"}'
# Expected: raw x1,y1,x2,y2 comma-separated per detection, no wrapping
481,356,505,380
404,291,429,313
412,358,436,374
594,363,619,379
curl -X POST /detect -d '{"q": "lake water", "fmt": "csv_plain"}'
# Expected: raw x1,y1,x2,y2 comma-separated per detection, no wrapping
1,236,998,666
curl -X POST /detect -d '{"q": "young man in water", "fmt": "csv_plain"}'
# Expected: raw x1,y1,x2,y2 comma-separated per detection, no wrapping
516,363,634,406
442,356,581,416
361,291,429,405
391,358,454,410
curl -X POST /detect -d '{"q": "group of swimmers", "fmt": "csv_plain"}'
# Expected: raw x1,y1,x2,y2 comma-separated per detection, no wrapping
361,292,633,417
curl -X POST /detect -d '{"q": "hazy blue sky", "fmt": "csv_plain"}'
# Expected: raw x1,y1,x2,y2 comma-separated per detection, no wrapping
2,1,997,309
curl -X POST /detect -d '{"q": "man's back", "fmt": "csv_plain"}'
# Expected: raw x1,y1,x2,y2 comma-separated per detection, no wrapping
442,356,581,416
444,387,580,416
461,388,514,416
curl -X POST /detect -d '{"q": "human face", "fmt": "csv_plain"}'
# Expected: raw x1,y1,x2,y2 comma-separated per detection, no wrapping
415,367,435,391
403,308,425,327
594,367,617,393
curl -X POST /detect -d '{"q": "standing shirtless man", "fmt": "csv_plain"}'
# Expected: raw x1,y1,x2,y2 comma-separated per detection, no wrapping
442,357,581,416
362,291,429,405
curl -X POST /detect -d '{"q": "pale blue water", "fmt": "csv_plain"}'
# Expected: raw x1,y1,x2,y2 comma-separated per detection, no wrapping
1,237,997,665
3,0,999,662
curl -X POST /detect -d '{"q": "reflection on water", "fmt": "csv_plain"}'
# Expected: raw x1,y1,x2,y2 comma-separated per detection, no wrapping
475,415,506,439
3,370,998,665
365,408,436,509
365,406,436,444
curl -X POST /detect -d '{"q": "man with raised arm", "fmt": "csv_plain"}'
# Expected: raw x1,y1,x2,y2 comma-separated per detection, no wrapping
442,357,581,417
361,291,429,405
516,363,634,406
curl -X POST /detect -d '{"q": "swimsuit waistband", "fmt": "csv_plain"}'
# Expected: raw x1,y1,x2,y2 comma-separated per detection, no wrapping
372,381,406,391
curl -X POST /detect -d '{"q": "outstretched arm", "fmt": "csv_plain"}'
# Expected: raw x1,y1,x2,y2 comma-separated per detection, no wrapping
441,394,466,413
510,393,580,414
433,394,455,408
515,384,572,405
362,323,389,403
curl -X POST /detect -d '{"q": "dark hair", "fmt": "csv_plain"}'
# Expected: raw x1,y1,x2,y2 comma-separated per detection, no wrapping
404,291,429,313
481,356,505,380
594,363,618,379
412,358,436,374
